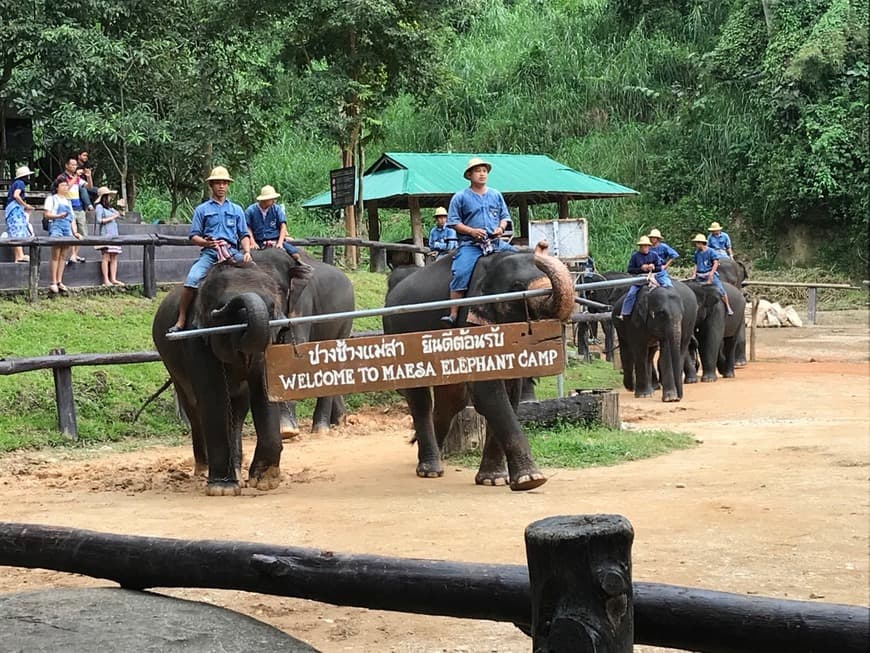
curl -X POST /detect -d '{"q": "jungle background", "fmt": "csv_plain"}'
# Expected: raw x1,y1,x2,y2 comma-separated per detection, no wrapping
1,0,867,275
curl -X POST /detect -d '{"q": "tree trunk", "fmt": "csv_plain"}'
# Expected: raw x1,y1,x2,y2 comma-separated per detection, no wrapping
341,147,358,269
441,406,486,457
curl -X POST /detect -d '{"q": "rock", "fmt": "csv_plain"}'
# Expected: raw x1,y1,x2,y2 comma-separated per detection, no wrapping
784,305,803,327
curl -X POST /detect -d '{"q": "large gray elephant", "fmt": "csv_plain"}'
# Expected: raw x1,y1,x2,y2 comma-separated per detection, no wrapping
382,246,575,491
280,253,355,435
684,280,747,383
612,280,698,402
717,258,749,366
152,249,310,495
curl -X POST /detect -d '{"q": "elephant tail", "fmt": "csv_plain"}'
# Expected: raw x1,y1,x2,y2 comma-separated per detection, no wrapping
132,378,173,423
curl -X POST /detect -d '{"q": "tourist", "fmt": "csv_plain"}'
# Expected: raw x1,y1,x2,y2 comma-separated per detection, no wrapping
94,186,125,287
4,166,36,263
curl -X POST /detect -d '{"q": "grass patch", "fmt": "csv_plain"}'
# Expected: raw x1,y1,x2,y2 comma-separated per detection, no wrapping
449,422,696,469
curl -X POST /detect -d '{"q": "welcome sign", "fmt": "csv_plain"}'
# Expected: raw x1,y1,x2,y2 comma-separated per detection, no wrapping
264,320,564,401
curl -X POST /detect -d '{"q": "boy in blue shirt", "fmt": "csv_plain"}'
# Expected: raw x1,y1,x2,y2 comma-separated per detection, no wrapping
441,157,515,326
168,166,251,333
691,233,734,315
428,207,457,259
706,221,733,258
648,228,680,269
618,235,673,319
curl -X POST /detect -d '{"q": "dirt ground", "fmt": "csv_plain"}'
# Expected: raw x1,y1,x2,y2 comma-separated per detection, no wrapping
1,309,868,652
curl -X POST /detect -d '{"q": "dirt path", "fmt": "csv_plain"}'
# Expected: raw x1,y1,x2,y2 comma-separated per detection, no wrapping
1,311,868,652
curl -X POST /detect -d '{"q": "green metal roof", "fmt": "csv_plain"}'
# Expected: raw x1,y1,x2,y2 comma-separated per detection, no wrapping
302,152,638,209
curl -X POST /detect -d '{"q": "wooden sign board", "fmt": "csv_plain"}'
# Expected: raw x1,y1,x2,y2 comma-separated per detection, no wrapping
264,320,564,401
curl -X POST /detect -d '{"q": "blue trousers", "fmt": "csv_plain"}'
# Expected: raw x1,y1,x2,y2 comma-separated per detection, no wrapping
184,247,243,289
256,239,300,257
621,270,673,316
449,240,516,292
696,271,726,296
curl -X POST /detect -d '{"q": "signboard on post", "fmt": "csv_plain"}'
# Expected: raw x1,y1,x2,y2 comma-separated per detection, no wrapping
329,166,356,208
264,320,564,401
528,218,588,261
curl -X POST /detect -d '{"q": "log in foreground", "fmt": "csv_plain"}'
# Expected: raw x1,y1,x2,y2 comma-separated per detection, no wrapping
0,522,867,653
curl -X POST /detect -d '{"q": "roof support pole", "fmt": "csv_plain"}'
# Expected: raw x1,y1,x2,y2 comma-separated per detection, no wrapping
409,197,424,267
558,196,569,219
368,203,386,273
518,198,529,239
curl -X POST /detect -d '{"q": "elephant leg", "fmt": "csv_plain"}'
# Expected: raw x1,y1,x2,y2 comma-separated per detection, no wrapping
280,401,300,439
199,391,241,496
330,395,346,426
659,332,682,402
735,331,747,367
469,380,545,491
718,337,737,378
176,383,207,476
684,337,699,384
633,341,653,398
433,384,468,450
248,375,283,491
229,390,248,482
476,426,508,486
604,320,615,362
311,397,333,434
405,387,443,478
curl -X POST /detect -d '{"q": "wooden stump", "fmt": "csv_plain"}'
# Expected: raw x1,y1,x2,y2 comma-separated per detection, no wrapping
441,405,485,457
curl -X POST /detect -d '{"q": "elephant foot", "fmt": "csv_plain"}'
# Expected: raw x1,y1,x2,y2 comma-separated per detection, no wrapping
249,465,282,491
635,389,654,398
701,375,717,383
205,480,241,496
311,423,331,435
510,473,547,491
721,370,735,378
662,392,681,403
193,462,208,477
475,469,509,486
416,460,444,478
280,424,300,439
735,359,747,368
684,377,698,384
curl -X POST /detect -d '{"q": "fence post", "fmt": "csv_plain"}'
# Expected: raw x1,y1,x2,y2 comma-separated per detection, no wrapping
369,246,387,273
322,245,335,266
142,242,157,298
525,515,634,652
806,286,817,326
28,244,41,303
750,296,759,362
50,348,78,440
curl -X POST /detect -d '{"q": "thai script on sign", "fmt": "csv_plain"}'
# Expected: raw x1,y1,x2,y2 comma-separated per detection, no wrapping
420,327,505,354
307,338,406,365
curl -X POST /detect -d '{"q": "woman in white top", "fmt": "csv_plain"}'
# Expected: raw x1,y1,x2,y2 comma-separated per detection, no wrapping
43,179,81,293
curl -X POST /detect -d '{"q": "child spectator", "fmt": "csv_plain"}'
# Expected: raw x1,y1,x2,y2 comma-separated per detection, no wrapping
4,166,36,263
93,186,125,287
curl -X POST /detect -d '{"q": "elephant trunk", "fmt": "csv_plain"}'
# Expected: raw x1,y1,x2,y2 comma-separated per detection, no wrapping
211,292,272,354
526,254,575,321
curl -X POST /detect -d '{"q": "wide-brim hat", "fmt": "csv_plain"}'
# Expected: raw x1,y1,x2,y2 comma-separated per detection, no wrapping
14,165,34,179
648,228,663,239
434,206,448,217
708,221,723,231
206,166,233,182
692,233,707,243
464,157,492,179
636,235,652,246
95,186,117,203
256,184,281,201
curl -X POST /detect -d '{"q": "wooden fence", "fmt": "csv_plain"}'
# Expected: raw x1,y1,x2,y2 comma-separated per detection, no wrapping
0,235,429,302
0,518,866,652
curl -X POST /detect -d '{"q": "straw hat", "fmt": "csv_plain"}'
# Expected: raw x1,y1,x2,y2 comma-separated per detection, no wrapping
95,186,117,203
692,233,707,243
708,221,723,231
648,228,663,239
14,165,34,179
256,185,281,201
205,166,233,182
434,207,448,217
463,157,492,179
636,235,652,246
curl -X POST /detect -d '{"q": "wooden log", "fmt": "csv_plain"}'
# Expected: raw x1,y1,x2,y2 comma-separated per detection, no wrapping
526,515,634,652
441,406,486,457
28,243,40,303
49,348,77,440
0,351,161,375
517,391,619,429
0,522,867,652
558,196,569,219
750,295,759,363
518,198,529,238
142,242,157,298
806,286,817,326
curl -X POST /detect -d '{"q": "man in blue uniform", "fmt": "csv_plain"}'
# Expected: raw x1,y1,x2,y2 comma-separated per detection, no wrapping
245,184,307,266
618,235,673,319
428,207,457,259
648,228,680,269
441,157,515,326
168,166,251,333
691,233,734,315
706,221,733,258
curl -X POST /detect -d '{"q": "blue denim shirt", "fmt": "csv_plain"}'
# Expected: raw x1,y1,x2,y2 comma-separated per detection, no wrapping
190,197,248,248
707,232,731,253
244,202,286,241
447,187,510,243
650,242,679,264
428,225,458,252
693,247,720,274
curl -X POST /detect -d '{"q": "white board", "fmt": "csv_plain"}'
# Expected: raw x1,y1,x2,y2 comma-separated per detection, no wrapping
528,218,588,261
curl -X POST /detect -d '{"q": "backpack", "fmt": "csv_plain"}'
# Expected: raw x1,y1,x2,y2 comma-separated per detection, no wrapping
41,195,54,232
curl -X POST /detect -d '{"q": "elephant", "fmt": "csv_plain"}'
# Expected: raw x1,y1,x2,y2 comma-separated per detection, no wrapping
152,248,311,495
382,244,575,491
684,280,747,383
717,257,749,366
280,253,355,436
576,270,630,362
612,280,698,402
